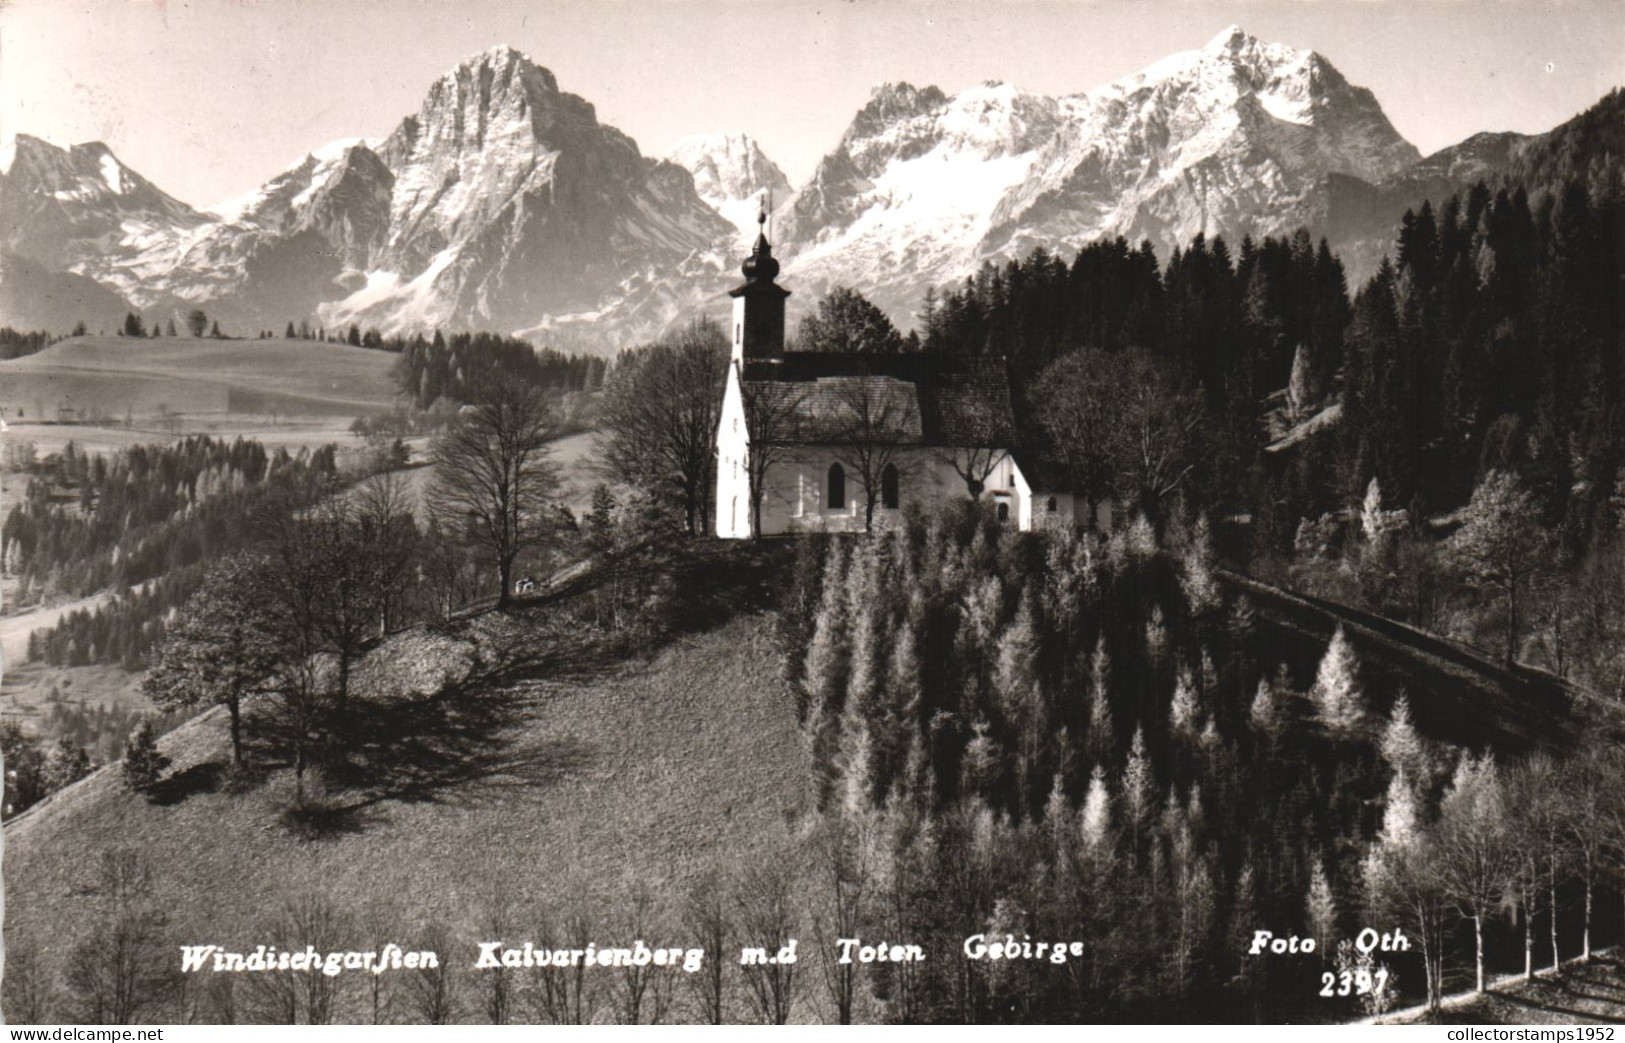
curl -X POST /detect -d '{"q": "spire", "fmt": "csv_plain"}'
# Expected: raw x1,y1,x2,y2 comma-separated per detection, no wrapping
739,188,780,285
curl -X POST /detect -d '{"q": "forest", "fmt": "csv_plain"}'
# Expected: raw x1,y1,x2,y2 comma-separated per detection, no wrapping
773,505,1625,1021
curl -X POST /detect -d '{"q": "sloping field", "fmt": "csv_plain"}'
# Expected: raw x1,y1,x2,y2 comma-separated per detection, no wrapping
2,607,813,1022
0,336,400,421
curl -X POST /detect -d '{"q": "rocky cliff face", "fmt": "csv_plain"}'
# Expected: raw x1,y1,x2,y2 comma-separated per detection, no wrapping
328,46,733,336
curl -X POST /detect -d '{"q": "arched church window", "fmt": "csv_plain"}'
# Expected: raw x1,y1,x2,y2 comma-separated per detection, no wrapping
996,501,1010,523
882,463,900,509
827,462,845,510
1047,496,1058,512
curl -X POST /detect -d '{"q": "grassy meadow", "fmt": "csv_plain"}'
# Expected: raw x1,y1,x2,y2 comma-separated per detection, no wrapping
0,336,401,423
2,598,817,1021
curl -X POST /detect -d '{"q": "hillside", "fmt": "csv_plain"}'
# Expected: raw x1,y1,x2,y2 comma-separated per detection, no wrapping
1379,957,1625,1025
2,605,813,1023
0,252,132,334
0,336,400,423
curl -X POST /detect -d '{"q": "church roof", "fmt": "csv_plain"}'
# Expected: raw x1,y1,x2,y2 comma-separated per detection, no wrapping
1008,447,1072,494
740,352,1020,447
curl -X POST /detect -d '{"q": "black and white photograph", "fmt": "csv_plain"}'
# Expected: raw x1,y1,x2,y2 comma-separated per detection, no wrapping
1,0,1624,1027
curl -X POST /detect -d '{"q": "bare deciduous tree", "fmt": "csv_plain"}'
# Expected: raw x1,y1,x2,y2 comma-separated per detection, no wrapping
835,378,918,532
428,379,560,607
682,871,734,1025
1447,470,1553,665
613,884,675,1024
1032,346,1206,520
240,893,350,1025
937,394,1010,500
352,470,420,637
811,815,877,1024
65,851,178,1025
737,862,801,1024
3,933,58,1024
1436,754,1519,994
740,378,806,536
401,923,458,1024
596,318,728,536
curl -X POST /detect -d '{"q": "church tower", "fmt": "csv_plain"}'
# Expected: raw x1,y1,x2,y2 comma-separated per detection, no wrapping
728,199,790,363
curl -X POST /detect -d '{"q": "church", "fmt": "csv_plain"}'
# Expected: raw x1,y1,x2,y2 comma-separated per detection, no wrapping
714,213,1073,538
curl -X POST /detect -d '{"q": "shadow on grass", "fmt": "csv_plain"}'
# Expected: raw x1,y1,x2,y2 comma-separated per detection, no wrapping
147,761,226,805
242,622,614,834
205,538,786,832
1490,986,1625,1024
525,536,794,659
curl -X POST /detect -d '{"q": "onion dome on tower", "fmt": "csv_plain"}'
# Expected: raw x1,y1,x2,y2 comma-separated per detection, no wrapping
729,191,790,361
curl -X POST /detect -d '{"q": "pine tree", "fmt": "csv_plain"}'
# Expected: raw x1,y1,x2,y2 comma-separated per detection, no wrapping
1228,862,1264,1013
1249,675,1281,737
1169,665,1200,737
960,718,1002,801
802,543,849,722
884,616,925,801
1379,769,1420,849
44,737,91,791
1311,626,1365,735
1180,515,1221,615
1379,693,1425,779
1286,342,1313,417
1123,725,1151,837
1079,764,1111,858
1360,477,1385,542
122,719,169,796
844,543,884,718
1043,766,1072,837
837,715,875,818
1086,636,1114,766
1306,856,1338,945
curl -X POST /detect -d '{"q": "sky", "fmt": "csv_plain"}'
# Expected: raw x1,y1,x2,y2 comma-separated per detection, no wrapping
2,0,1623,210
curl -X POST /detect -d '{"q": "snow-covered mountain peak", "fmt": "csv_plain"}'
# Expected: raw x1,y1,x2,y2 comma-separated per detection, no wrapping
776,27,1420,327
848,82,949,142
444,45,561,99
668,133,790,205
1204,24,1252,53
210,137,384,223
667,133,791,243
7,135,157,205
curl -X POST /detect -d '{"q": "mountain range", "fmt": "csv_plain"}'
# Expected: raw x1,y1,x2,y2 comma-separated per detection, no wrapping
0,29,1612,347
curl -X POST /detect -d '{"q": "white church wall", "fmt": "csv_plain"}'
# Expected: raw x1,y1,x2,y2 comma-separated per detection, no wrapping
753,446,1047,534
714,363,753,538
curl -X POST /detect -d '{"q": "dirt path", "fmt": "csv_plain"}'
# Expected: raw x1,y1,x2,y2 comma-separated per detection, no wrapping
1,589,115,670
